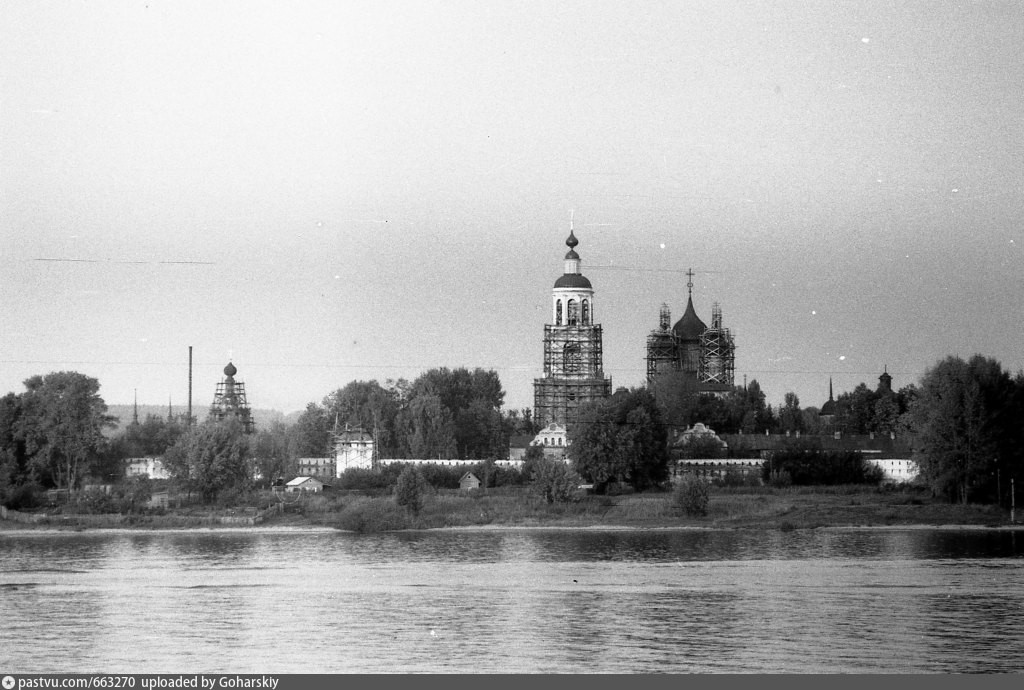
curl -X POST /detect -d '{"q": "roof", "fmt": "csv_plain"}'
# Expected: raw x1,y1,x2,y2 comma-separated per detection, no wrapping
671,296,707,340
554,273,592,289
819,399,837,415
721,433,913,457
286,476,323,486
460,472,481,482
508,434,535,449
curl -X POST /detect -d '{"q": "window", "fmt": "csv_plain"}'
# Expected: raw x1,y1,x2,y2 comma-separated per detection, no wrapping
563,342,581,373
581,299,589,325
567,299,579,325
555,300,562,325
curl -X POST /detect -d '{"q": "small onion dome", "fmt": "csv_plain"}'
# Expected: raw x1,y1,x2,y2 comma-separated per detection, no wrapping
566,230,579,249
554,273,593,289
224,362,237,377
564,248,580,260
671,297,707,340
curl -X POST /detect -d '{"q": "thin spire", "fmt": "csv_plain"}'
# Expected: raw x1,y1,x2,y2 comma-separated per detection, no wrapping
132,389,139,426
168,395,173,422
829,378,834,402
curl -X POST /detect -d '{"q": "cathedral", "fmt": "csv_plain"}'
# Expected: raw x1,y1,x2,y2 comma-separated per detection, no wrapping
533,228,612,427
645,271,736,393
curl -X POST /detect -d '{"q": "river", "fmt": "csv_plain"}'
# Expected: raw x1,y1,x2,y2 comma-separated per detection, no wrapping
1,527,1022,673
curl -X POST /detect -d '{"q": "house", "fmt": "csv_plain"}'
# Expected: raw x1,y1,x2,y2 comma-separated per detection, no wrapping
285,476,326,493
147,491,170,509
296,457,336,479
125,457,171,480
459,472,482,490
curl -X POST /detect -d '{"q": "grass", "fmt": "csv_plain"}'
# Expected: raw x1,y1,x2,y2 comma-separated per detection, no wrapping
4,484,1015,533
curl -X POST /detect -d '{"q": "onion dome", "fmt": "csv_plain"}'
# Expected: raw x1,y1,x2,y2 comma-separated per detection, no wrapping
671,297,707,340
224,362,237,377
554,228,592,289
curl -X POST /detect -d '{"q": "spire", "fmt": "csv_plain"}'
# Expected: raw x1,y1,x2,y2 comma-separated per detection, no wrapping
168,395,173,422
132,389,139,426
829,378,834,401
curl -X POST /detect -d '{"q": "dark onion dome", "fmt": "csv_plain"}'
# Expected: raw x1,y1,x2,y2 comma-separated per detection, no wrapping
671,297,707,340
554,273,593,289
224,361,237,377
819,398,837,416
566,230,579,249
564,248,580,260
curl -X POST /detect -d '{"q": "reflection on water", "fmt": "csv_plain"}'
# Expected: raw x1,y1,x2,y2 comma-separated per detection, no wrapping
1,528,1022,673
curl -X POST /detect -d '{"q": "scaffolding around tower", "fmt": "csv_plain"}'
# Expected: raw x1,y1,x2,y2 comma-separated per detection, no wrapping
646,303,676,382
209,361,255,433
698,303,736,386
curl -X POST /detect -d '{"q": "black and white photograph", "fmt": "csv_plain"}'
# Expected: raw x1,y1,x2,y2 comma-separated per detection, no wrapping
2,0,1023,675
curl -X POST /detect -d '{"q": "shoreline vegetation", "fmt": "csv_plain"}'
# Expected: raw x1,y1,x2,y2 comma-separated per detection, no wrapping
2,485,1017,534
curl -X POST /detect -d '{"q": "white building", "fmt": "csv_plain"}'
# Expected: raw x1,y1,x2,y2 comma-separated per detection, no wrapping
335,425,374,475
286,476,325,493
124,457,170,480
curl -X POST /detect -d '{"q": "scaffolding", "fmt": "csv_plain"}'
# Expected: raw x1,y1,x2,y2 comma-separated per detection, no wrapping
533,376,613,428
646,303,678,382
209,362,255,433
541,324,606,379
698,303,736,387
535,324,611,427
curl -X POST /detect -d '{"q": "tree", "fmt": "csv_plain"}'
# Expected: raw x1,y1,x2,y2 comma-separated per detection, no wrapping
165,419,252,502
252,420,293,485
568,387,669,493
907,355,1024,504
778,392,804,434
394,465,426,515
16,372,115,490
403,393,457,459
289,402,332,457
532,457,581,503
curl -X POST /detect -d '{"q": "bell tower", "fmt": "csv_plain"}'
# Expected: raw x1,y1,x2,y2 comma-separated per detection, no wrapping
533,222,612,427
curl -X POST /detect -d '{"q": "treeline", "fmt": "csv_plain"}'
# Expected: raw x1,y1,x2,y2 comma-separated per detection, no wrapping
288,368,538,461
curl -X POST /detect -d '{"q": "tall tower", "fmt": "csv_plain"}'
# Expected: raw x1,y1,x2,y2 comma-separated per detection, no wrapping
698,302,736,387
209,361,255,433
533,226,612,427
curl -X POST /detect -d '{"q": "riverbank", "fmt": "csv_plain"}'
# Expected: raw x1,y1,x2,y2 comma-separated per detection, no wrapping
2,485,1015,533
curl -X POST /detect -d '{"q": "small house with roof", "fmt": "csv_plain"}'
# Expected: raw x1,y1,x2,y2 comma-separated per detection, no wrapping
459,472,482,490
285,476,326,493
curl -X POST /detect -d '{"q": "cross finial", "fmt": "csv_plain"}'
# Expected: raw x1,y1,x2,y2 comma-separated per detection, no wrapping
686,268,694,295
569,208,574,232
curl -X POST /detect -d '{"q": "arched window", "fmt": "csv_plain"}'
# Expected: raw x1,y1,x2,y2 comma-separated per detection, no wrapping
555,300,563,325
581,299,590,325
567,299,579,325
563,342,581,373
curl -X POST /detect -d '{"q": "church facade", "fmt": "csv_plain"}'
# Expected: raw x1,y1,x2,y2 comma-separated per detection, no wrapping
646,271,736,394
533,228,612,427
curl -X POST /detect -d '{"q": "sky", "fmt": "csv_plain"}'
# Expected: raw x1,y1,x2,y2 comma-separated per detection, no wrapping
2,1,1023,418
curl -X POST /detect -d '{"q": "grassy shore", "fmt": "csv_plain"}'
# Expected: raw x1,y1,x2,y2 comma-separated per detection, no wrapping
1,485,1014,533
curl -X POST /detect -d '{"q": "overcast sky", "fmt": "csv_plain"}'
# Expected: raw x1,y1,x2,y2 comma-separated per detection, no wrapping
2,1,1022,418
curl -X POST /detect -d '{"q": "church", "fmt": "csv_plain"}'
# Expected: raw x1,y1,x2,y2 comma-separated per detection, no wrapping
645,270,736,394
532,227,612,429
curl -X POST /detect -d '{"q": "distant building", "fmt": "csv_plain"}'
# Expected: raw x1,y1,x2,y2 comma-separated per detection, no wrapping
645,270,735,393
124,457,170,480
286,476,325,493
533,225,612,428
334,424,374,475
459,472,482,490
209,361,255,433
296,457,335,479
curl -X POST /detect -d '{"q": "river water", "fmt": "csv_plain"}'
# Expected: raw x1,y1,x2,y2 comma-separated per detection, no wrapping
1,527,1022,673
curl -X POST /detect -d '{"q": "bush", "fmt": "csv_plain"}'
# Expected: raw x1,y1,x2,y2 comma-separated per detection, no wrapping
674,475,709,516
1,481,41,511
532,458,581,504
395,465,427,515
768,469,793,488
335,497,411,533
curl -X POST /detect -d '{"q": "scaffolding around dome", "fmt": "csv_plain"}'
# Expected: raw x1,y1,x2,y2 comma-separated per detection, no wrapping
209,361,255,433
646,272,736,392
